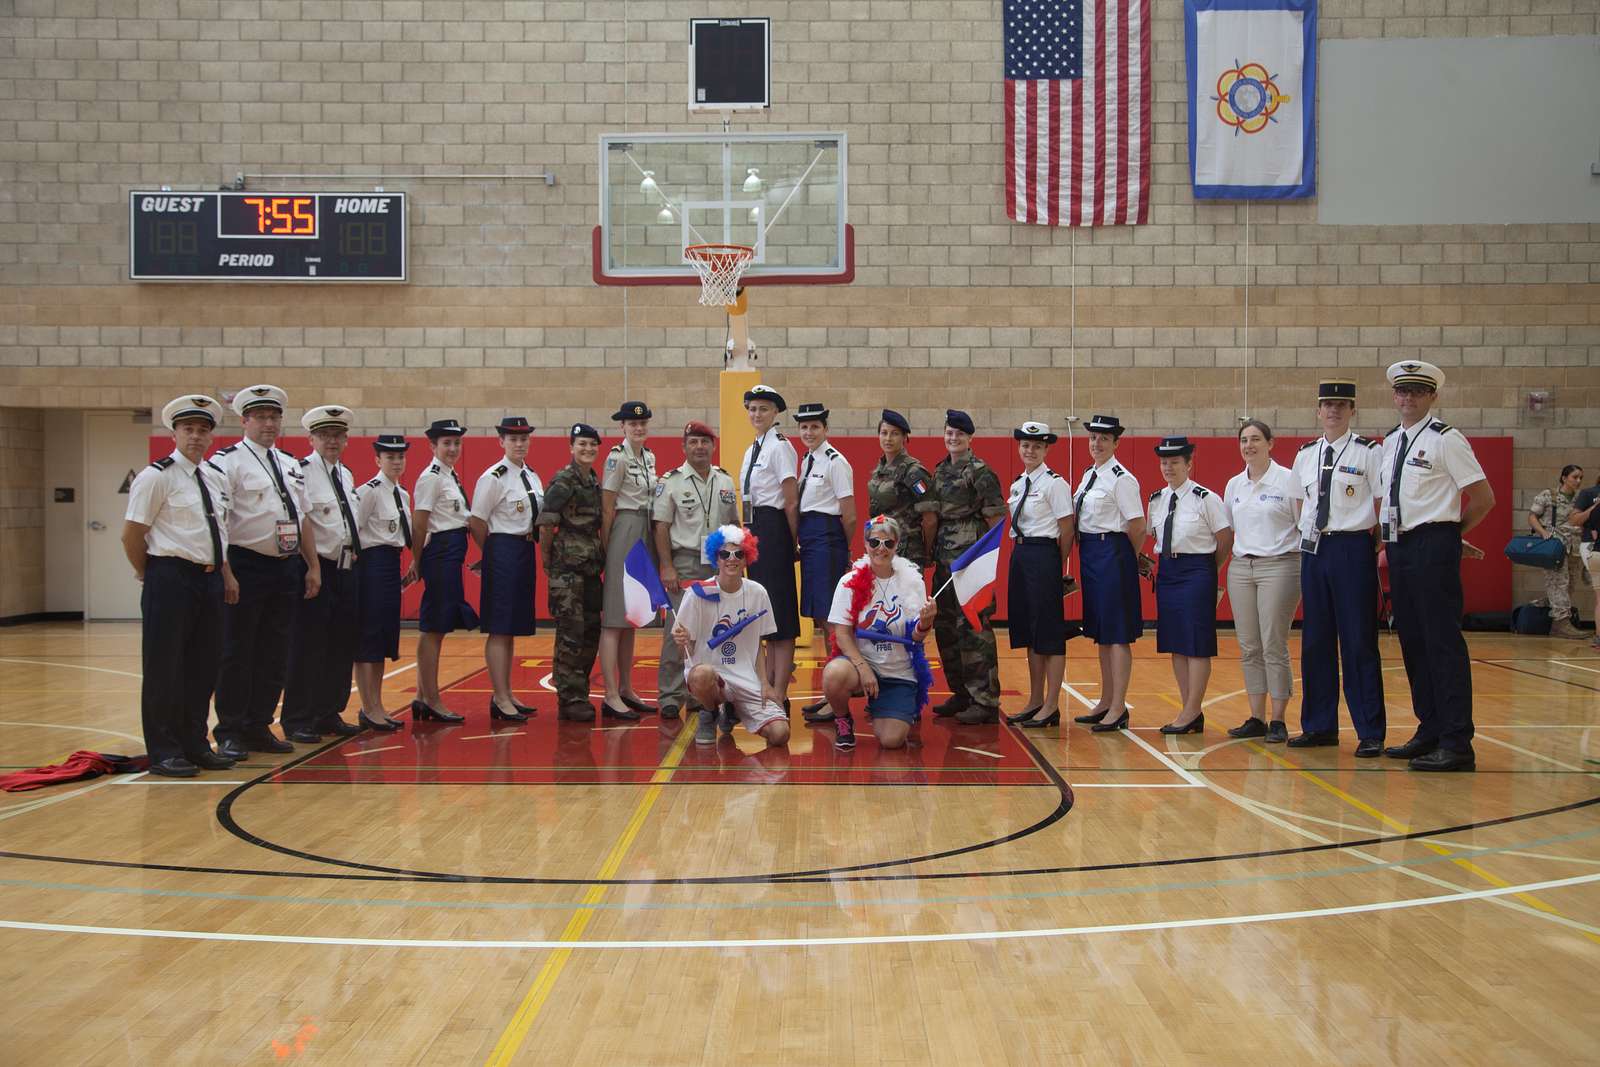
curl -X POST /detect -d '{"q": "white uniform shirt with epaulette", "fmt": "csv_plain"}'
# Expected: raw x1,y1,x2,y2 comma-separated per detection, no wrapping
1074,458,1143,535
299,453,359,559
214,436,309,556
413,460,469,539
652,463,739,555
355,473,410,549
1149,480,1231,554
1007,463,1074,537
602,442,657,511
1378,418,1486,534
471,460,543,537
740,428,798,509
124,451,231,566
797,442,854,516
1292,430,1382,536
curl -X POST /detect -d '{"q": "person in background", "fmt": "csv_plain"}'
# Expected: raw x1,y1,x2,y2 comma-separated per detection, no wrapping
469,416,542,723
738,385,802,711
865,409,938,569
349,436,412,731
1221,419,1302,743
598,400,659,719
792,402,856,724
1529,463,1591,640
408,418,476,723
1001,422,1077,730
539,423,606,722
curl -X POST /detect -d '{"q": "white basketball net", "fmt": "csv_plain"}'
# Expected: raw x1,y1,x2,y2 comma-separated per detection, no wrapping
686,243,754,307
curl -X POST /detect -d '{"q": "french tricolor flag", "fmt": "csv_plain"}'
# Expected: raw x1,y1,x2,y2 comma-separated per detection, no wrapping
621,539,670,627
948,522,1005,628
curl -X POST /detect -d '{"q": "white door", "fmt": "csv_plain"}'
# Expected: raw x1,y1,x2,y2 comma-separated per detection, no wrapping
85,411,155,620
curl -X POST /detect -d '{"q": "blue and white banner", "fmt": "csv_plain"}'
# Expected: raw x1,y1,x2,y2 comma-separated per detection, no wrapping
1185,0,1316,199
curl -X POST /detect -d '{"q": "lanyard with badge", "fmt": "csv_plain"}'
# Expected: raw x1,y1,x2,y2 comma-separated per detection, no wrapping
1380,429,1420,543
1300,437,1353,555
248,444,301,555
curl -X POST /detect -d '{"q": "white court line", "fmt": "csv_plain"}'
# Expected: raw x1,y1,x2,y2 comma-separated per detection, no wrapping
1475,733,1600,780
1071,782,1202,789
0,658,142,680
2,872,1596,951
0,774,135,822
113,779,247,785
1547,658,1600,675
341,745,402,757
1201,688,1247,707
953,746,1004,759
458,733,518,741
1060,681,1201,787
592,725,650,732
0,720,143,744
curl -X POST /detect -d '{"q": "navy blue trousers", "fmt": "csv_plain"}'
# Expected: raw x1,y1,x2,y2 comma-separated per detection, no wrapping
1299,532,1386,740
215,546,300,745
1388,522,1474,753
281,555,358,733
140,557,223,762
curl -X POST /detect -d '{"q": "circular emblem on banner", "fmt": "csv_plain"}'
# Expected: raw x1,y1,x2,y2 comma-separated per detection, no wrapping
1213,62,1289,135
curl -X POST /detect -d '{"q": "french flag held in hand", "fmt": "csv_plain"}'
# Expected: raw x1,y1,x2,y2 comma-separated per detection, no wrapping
621,539,670,627
949,522,1005,628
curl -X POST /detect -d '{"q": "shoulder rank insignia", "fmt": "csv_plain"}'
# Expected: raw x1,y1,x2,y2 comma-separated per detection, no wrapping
1111,464,1126,477
298,457,311,468
151,456,175,470
1149,488,1162,501
1192,485,1209,498
218,444,238,455
1354,435,1379,448
1299,440,1318,451
490,464,507,478
365,478,382,488
204,459,225,474
1429,420,1452,433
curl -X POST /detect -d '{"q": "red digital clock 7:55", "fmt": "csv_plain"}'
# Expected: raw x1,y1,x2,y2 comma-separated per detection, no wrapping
219,194,317,237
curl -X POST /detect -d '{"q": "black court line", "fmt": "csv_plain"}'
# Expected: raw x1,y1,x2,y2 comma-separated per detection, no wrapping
1475,658,1600,693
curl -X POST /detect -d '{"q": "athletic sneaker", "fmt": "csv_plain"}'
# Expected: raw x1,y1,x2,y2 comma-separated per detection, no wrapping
1265,720,1288,744
695,709,718,745
719,703,737,736
833,713,856,751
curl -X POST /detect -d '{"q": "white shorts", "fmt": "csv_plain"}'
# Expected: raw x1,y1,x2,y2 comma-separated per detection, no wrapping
686,669,786,732
1581,541,1599,577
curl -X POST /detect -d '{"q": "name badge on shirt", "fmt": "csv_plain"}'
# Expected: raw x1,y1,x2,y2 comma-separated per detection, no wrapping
1300,528,1321,555
1381,505,1399,543
275,519,300,556
338,546,354,570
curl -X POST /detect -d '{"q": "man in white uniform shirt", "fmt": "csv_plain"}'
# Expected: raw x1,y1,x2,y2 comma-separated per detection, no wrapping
1377,360,1495,772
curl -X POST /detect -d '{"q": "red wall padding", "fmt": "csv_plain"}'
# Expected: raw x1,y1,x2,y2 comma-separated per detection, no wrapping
155,432,1515,621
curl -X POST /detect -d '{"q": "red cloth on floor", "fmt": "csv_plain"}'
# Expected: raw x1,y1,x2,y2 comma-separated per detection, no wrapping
0,751,150,792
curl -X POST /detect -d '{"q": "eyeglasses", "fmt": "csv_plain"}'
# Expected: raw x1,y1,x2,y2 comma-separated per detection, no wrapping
865,537,897,549
716,549,745,560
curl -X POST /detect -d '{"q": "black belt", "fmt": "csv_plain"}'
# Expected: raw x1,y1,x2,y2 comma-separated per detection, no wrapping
1398,520,1460,538
1317,530,1371,538
234,545,297,562
1163,552,1215,559
147,555,215,573
1015,536,1058,545
1079,531,1127,541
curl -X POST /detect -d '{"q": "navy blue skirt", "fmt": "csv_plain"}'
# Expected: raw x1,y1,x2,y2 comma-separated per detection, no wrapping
1156,553,1219,657
1080,533,1142,645
418,527,480,634
798,511,849,620
355,545,401,663
480,532,537,636
1007,540,1073,654
747,506,799,640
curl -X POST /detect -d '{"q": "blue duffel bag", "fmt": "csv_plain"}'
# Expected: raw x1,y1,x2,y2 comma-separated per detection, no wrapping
1503,534,1565,570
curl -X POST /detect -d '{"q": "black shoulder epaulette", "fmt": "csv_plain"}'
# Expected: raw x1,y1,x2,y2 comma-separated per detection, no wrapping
204,459,225,474
365,478,382,488
1044,469,1059,479
643,444,654,454
714,465,729,475
1298,440,1318,452
1192,485,1210,498
491,464,507,477
824,447,840,459
298,457,311,468
217,444,238,455
1354,434,1379,448
1111,464,1126,477
428,462,441,474
1387,424,1401,436
775,432,787,441
150,456,175,470
1149,488,1163,501
1429,419,1452,434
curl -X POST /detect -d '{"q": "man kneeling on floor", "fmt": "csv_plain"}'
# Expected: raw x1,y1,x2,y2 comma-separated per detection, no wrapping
672,525,791,748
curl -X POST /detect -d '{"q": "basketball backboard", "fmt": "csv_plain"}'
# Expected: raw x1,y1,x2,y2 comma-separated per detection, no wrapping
593,131,852,287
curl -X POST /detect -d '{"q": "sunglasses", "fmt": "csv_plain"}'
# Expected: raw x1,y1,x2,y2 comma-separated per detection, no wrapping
716,549,746,561
865,536,897,549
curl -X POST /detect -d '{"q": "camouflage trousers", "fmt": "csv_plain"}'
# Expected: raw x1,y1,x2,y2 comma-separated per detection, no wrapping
547,569,601,706
658,550,714,711
932,560,999,708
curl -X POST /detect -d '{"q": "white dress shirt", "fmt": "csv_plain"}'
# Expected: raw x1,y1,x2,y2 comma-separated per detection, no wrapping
1224,462,1300,557
413,460,469,539
1006,463,1074,537
1149,480,1231,555
1291,430,1382,537
124,450,231,566
740,428,797,509
797,443,854,516
1073,458,1143,535
471,459,543,537
216,435,309,556
1378,419,1487,533
355,473,411,549
299,453,359,559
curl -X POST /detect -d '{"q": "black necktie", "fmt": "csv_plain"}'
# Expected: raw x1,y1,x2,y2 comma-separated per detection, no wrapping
1389,431,1408,528
451,467,466,504
194,468,222,566
265,448,299,523
328,464,362,553
392,487,412,548
1314,444,1334,532
1011,476,1031,537
798,453,815,509
743,434,764,503
519,469,537,539
1074,470,1097,517
1162,491,1179,559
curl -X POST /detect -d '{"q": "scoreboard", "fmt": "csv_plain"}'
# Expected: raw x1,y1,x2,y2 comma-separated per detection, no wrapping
129,191,407,281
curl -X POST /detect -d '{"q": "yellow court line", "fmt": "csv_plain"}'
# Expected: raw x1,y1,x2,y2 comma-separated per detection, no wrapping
484,724,695,1066
1243,742,1600,942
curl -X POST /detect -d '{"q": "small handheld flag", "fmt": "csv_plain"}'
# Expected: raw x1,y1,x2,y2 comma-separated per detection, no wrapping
621,539,670,627
943,522,1005,628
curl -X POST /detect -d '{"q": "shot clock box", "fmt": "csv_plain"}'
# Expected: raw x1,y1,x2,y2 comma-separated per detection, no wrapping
129,191,407,281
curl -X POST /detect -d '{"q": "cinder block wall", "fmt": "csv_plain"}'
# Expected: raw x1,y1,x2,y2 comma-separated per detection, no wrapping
1,1,1596,610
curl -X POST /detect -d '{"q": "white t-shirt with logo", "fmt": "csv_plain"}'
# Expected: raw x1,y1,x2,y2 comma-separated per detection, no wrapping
676,577,778,693
828,558,927,682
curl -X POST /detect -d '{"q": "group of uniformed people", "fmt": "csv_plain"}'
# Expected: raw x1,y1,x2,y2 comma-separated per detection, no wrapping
126,358,1495,776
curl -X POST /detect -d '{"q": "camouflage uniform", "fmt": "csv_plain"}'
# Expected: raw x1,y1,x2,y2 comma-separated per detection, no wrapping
866,452,939,566
932,452,1007,711
536,460,603,709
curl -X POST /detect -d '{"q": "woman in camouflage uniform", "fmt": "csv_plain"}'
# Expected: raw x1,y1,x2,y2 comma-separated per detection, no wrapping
1529,464,1590,640
865,409,938,568
537,423,605,720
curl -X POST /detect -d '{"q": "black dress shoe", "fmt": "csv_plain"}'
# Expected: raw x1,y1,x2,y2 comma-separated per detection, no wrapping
601,702,641,722
659,704,681,721
1410,748,1475,772
359,712,401,732
1073,708,1111,724
932,696,970,718
1021,709,1062,729
1286,731,1339,748
620,694,655,715
1006,705,1041,724
803,700,836,723
1265,720,1288,744
1354,738,1384,758
1383,735,1437,760
216,739,249,761
488,700,528,723
149,756,199,778
245,732,294,753
411,699,464,723
287,728,324,744
559,701,597,722
955,704,1000,725
319,718,362,737
188,749,236,771
1090,710,1130,733
511,700,538,717
1160,714,1204,736
1227,717,1268,739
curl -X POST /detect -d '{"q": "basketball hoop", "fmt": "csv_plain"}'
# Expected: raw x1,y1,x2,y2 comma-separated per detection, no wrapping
685,243,754,307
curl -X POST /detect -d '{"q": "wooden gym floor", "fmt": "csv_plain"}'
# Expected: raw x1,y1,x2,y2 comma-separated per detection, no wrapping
0,622,1595,1065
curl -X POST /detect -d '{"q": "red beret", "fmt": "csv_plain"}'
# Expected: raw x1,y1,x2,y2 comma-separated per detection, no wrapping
683,420,717,440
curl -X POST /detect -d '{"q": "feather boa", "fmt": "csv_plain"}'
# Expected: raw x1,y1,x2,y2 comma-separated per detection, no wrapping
827,554,933,712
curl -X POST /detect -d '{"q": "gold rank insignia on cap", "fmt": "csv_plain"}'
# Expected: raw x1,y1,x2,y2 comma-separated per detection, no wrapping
1387,359,1444,391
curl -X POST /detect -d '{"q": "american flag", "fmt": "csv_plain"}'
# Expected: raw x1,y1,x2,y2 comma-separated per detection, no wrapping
1004,0,1152,226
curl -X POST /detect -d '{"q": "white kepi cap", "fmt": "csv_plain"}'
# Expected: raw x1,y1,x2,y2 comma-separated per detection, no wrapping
232,383,288,416
161,394,221,430
302,404,355,432
1386,360,1445,391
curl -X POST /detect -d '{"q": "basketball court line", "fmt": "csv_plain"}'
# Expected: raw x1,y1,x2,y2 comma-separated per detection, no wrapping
0,658,142,680
1548,658,1600,675
1060,680,1204,787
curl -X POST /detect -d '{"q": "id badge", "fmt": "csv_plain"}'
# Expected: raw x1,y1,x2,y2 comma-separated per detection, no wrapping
1380,506,1399,543
275,519,300,555
1300,528,1321,555
338,546,354,571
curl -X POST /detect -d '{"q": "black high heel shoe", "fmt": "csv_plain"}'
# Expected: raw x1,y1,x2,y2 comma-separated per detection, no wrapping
488,699,528,723
358,712,400,733
1020,709,1062,729
601,702,641,722
620,694,655,715
1073,708,1111,724
1091,710,1130,733
1006,705,1042,724
1159,713,1204,735
412,699,464,724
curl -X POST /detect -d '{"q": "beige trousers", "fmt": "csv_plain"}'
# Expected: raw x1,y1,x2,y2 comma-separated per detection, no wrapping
1226,553,1303,699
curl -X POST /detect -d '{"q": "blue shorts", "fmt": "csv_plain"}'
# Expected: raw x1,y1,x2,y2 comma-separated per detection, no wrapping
866,674,920,722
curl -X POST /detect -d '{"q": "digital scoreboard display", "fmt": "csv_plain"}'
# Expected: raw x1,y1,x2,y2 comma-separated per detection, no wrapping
129,191,407,281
